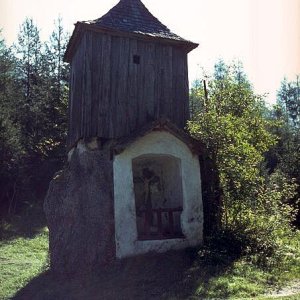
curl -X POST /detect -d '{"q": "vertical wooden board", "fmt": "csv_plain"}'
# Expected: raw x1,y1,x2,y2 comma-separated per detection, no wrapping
90,32,101,137
178,51,187,128
136,40,145,127
172,48,180,127
182,52,189,127
153,44,160,119
155,44,166,120
114,38,122,137
78,43,85,140
81,33,87,139
116,36,130,137
183,54,190,125
172,48,189,129
71,65,77,145
165,46,173,122
140,41,149,126
144,42,156,122
141,41,149,122
69,50,77,145
115,36,124,138
109,36,121,137
101,34,112,138
160,45,167,118
84,31,93,138
71,39,85,144
67,65,74,147
114,36,122,137
96,34,106,137
77,33,84,139
82,32,88,138
128,38,138,132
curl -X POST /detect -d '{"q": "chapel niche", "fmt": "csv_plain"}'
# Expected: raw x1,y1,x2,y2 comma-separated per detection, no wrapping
132,154,184,240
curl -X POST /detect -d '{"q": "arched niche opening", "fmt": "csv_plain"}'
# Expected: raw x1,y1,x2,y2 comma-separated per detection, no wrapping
132,154,184,240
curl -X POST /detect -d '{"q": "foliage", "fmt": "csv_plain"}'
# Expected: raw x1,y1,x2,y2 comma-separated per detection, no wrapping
231,171,299,268
277,77,300,128
266,77,300,226
0,33,24,214
13,17,69,159
0,18,69,215
41,17,69,159
274,77,300,176
263,76,300,227
188,60,299,269
188,61,277,222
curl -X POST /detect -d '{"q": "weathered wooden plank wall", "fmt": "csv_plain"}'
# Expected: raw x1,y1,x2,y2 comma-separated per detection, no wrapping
67,30,189,148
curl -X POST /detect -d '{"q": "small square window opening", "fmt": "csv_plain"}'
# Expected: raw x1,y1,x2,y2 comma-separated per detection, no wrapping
133,55,140,64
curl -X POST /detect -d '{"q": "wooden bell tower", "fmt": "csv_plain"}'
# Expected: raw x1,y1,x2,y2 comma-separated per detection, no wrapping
64,0,198,149
45,0,202,274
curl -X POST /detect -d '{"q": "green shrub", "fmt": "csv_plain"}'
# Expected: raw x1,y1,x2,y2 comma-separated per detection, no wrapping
188,62,299,271
224,171,299,269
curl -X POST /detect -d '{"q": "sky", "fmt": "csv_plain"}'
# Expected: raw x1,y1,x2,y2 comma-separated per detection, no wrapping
1,0,300,103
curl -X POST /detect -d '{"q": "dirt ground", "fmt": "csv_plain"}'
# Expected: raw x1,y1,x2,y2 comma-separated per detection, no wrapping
267,280,300,298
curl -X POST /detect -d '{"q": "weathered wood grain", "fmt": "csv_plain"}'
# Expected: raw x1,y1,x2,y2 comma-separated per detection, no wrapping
67,30,190,148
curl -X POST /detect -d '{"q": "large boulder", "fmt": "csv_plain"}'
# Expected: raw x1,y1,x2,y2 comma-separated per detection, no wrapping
44,146,115,275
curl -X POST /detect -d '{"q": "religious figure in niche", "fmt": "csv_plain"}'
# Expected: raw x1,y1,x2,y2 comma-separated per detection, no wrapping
133,157,185,238
134,167,162,226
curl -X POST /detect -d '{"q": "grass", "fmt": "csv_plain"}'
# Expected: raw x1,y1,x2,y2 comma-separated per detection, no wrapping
195,234,300,299
0,232,49,299
0,204,299,300
193,260,299,299
194,262,268,298
0,203,49,299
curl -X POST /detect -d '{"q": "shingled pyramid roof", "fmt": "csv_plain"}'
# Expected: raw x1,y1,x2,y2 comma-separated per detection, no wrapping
84,0,189,42
64,0,198,62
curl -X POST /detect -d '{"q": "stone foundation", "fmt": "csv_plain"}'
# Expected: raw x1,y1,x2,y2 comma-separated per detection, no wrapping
44,144,115,274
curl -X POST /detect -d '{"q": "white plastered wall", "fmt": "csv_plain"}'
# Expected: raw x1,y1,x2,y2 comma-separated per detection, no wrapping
113,131,203,259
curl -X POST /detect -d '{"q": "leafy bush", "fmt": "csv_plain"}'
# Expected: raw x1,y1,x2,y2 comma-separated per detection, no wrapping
231,171,299,269
189,61,299,269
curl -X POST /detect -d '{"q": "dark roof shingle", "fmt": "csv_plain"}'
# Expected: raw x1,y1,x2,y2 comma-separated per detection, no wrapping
84,0,190,42
64,0,198,62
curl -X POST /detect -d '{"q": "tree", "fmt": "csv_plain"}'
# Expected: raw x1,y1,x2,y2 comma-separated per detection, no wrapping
13,17,69,160
267,76,300,226
39,17,69,159
277,77,300,128
0,18,70,215
188,61,277,226
13,18,46,157
0,32,24,214
188,61,299,266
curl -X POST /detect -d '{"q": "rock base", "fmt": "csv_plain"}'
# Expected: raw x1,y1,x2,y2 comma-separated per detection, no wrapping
44,146,115,274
